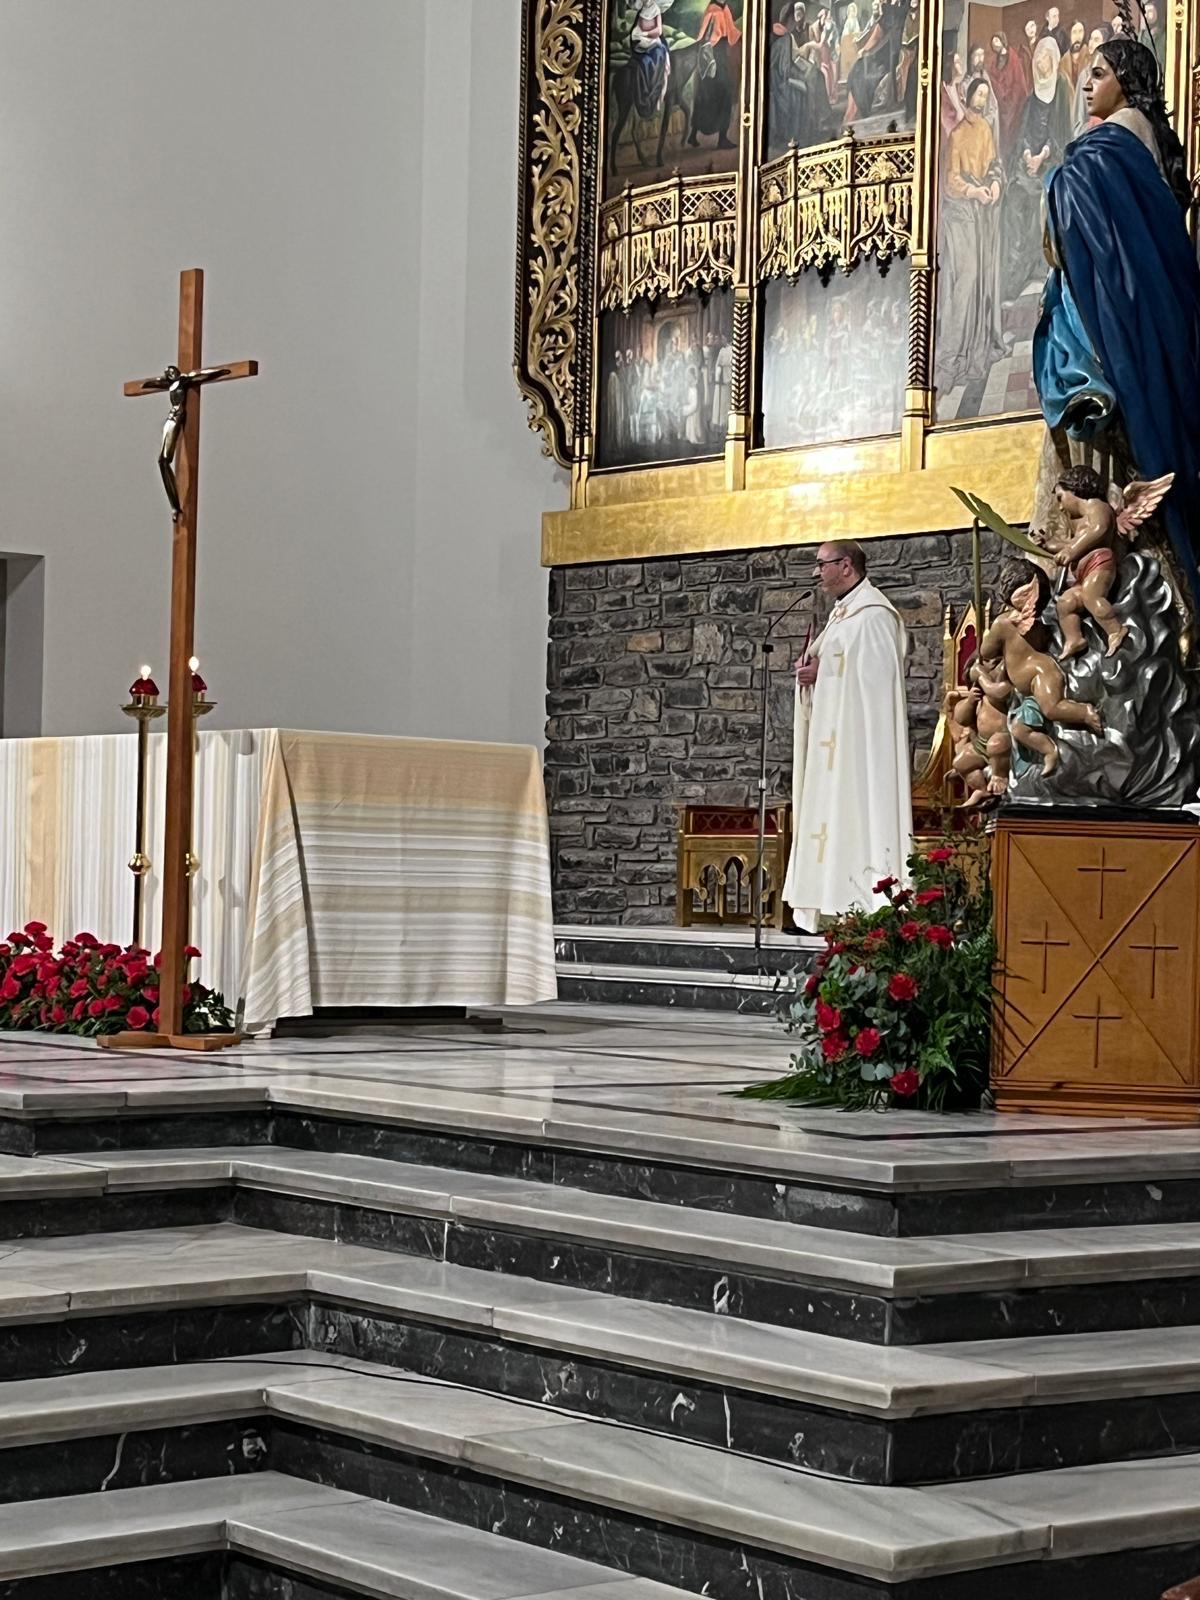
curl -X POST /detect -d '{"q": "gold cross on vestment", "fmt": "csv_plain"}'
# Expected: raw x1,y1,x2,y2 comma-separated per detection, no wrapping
1071,993,1122,1070
1130,923,1179,1001
811,822,829,864
819,731,837,770
830,646,846,678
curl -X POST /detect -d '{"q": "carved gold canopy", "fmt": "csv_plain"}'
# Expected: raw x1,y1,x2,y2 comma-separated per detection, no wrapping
514,0,1199,566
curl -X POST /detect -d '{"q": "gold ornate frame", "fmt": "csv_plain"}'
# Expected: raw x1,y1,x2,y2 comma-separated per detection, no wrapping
516,0,1198,565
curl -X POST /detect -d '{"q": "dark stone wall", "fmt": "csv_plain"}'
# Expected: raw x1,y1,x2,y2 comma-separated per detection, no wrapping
545,534,1001,925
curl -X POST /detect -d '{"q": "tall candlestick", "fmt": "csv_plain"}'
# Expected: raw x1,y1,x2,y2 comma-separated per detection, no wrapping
185,657,214,879
122,666,166,948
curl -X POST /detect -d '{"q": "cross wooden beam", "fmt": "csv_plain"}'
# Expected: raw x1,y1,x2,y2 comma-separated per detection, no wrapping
102,269,257,1050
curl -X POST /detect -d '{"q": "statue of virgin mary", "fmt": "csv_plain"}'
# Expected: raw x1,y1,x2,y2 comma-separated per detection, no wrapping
1033,38,1200,609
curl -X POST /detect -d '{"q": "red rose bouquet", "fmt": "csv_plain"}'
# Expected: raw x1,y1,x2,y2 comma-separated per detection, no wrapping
0,926,234,1038
744,841,993,1111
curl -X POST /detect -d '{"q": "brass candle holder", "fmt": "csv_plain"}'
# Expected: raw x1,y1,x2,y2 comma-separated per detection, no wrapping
122,667,167,948
186,657,214,878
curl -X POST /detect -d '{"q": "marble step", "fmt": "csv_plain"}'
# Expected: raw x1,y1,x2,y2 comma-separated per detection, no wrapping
555,927,807,977
7,1359,1200,1590
19,1144,1200,1344
0,1471,695,1600
555,964,780,1016
7,1075,1200,1244
8,1228,1200,1483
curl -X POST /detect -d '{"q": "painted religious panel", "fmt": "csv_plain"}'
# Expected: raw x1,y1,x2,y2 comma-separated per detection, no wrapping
596,290,734,468
934,0,1127,420
605,1,745,193
761,262,909,449
766,0,920,158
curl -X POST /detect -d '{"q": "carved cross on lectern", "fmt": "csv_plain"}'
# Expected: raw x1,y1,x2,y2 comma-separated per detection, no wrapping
107,269,257,1050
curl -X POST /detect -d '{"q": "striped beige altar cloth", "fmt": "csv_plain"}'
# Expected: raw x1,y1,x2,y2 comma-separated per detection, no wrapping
0,728,556,1032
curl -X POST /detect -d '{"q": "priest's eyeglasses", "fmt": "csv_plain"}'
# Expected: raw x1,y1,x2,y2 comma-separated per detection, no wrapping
813,556,849,568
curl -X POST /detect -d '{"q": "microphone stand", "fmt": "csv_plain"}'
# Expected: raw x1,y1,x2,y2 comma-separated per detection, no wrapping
752,590,812,974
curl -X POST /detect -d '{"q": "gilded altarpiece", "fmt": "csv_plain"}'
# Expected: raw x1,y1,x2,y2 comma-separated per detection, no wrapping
515,0,1200,566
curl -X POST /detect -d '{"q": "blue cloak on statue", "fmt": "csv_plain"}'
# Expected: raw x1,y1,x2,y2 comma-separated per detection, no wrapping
1033,120,1200,604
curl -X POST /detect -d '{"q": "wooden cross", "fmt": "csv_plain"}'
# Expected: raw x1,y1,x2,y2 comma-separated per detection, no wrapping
819,730,837,770
107,270,257,1049
1019,919,1070,995
1076,846,1126,921
1130,923,1179,1001
811,821,829,864
1071,993,1122,1071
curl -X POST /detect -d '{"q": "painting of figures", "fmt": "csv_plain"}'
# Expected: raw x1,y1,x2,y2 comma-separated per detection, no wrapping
934,0,1137,419
605,0,745,192
766,0,920,158
761,264,909,449
597,291,735,469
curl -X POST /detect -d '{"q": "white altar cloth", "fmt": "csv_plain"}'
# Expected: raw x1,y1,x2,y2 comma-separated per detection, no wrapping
0,728,556,1032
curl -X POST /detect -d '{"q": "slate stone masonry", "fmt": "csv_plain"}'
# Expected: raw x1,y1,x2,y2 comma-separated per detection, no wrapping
545,534,1002,925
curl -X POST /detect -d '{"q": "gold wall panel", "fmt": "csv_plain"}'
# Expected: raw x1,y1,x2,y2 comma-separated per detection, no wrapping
599,174,738,310
758,133,914,280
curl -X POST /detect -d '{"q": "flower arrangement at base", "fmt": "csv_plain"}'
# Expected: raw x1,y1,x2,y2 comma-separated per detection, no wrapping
743,843,994,1111
0,925,234,1038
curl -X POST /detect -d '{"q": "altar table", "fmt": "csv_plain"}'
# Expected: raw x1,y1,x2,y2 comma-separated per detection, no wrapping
0,729,557,1033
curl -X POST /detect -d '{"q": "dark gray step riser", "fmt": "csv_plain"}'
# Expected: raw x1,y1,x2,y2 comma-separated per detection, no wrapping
0,1291,1194,1485
555,935,805,977
555,975,779,1014
0,1420,264,1506
7,1106,1200,1241
0,1111,272,1159
0,1553,223,1600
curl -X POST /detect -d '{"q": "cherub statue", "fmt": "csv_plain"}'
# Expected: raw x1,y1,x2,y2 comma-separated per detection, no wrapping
1033,464,1174,662
981,563,1105,747
945,657,1014,805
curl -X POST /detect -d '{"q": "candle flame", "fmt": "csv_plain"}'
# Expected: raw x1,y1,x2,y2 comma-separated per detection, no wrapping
188,656,200,673
139,664,152,679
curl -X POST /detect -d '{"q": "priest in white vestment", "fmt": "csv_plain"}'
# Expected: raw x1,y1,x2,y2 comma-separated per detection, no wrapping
783,540,913,931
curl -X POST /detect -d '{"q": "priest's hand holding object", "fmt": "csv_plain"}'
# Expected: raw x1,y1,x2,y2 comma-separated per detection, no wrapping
795,656,818,687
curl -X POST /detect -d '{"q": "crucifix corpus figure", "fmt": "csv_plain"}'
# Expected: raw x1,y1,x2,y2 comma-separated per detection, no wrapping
99,269,257,1051
139,363,235,518
782,540,913,932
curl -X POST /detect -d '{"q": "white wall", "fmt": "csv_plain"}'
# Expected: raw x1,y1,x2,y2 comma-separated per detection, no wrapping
0,0,561,746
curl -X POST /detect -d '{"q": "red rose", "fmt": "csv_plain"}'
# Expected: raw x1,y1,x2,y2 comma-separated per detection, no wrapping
126,1006,151,1030
893,890,912,907
183,945,202,960
10,955,38,976
71,1000,86,1020
827,941,846,956
815,1000,843,1034
913,888,944,906
151,1007,161,1028
855,1026,882,1058
87,999,106,1017
899,920,921,942
804,973,820,997
863,929,888,951
872,876,898,894
0,976,20,1002
49,1005,66,1025
75,933,99,948
103,994,122,1012
927,847,955,864
23,921,47,937
925,924,954,948
32,935,53,953
143,986,159,1003
822,1032,848,1061
890,1068,920,1097
69,979,89,998
888,973,919,1002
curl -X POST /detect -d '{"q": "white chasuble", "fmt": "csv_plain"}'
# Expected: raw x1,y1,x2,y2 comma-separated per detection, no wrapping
783,579,913,931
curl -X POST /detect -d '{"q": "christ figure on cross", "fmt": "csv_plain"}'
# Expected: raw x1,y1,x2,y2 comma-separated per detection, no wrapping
136,363,236,517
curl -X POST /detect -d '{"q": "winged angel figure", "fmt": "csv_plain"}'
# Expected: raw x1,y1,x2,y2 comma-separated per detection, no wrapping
1032,465,1174,661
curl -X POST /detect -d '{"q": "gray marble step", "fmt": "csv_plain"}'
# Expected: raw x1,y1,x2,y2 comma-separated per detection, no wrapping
7,1227,1200,1449
0,1471,693,1600
6,1358,1200,1585
53,1144,1200,1298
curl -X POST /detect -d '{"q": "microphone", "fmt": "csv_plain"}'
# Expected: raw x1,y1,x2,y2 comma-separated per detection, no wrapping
765,588,813,640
